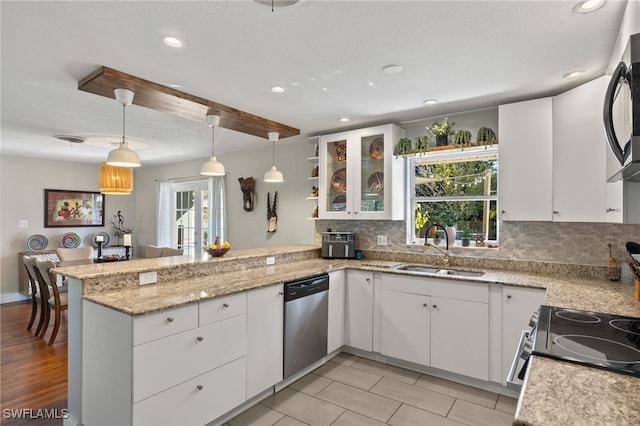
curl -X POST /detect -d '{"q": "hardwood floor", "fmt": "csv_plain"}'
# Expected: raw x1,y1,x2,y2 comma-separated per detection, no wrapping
1,301,67,425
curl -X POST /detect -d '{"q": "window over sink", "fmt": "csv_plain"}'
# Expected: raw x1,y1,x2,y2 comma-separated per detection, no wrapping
407,146,498,247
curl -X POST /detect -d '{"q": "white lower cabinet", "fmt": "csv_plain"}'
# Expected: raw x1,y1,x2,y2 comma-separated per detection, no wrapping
501,285,546,383
327,270,346,353
246,284,284,399
376,273,489,381
380,289,430,365
82,292,248,426
345,270,374,351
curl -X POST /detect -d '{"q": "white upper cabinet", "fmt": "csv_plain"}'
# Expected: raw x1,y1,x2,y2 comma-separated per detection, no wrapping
498,97,554,221
318,124,405,220
553,77,622,222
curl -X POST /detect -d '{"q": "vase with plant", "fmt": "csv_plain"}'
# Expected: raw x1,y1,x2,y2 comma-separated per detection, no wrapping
426,117,456,147
461,230,472,247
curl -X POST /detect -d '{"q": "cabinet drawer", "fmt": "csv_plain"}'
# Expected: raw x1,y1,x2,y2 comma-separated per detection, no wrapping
430,279,488,303
133,357,246,426
133,314,246,403
199,292,246,326
133,304,198,346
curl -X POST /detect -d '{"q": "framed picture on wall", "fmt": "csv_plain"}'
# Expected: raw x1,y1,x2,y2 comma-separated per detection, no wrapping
44,189,105,228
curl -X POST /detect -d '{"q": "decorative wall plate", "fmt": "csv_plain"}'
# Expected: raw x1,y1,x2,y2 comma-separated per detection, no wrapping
333,144,347,163
368,171,384,192
92,232,110,247
26,234,48,252
369,137,384,160
330,168,347,193
61,232,81,248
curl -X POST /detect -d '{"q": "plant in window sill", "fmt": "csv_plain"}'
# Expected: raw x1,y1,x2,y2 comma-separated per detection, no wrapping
426,117,456,147
461,230,472,247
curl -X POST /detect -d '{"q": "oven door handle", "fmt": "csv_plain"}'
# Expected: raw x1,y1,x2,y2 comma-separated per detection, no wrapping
506,330,529,391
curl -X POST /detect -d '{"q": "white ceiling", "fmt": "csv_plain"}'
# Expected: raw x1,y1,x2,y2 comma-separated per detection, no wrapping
0,0,628,166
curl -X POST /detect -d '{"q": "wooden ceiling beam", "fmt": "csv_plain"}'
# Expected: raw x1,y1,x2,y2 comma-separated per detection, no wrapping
78,66,300,139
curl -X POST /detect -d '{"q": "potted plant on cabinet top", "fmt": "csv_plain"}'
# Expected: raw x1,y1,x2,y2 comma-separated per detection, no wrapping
461,230,472,247
426,117,456,147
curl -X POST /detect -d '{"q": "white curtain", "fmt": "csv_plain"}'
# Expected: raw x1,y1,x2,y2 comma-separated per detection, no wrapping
209,176,227,242
156,179,171,246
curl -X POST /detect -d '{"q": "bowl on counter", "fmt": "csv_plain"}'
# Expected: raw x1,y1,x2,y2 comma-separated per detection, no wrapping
206,247,229,257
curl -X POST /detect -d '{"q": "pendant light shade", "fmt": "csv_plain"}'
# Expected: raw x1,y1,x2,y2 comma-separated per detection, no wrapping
107,88,141,168
264,132,284,183
200,114,226,176
98,162,133,195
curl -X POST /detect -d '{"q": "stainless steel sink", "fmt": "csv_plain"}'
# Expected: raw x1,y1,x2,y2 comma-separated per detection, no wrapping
394,264,484,277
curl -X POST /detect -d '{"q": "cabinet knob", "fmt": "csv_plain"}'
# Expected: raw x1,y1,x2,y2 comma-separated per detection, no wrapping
366,278,371,282
506,294,512,299
606,208,617,212
432,304,438,309
166,317,174,323
196,336,204,342
423,303,428,307
347,211,351,215
222,303,229,308
553,210,559,215
501,210,506,214
354,211,358,215
278,291,284,295
196,385,203,391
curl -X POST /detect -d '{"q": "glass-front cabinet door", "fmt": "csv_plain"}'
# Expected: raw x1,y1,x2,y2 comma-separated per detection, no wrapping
319,124,404,220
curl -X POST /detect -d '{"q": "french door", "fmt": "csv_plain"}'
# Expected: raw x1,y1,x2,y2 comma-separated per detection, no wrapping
170,181,210,256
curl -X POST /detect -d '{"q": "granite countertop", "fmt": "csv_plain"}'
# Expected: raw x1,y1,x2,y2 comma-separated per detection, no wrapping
57,248,640,426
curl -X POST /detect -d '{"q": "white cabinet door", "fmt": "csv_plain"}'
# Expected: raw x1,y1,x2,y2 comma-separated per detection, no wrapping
318,124,404,220
501,286,545,384
344,270,373,351
246,284,284,399
327,270,346,353
430,297,489,381
498,98,553,221
553,77,622,222
380,290,430,365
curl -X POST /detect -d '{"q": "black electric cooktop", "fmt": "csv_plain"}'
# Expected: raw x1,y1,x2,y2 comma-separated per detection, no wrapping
532,305,640,377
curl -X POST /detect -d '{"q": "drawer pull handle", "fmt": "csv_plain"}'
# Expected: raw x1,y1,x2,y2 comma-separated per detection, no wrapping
196,385,203,391
166,317,174,323
196,336,204,342
222,303,229,308
506,294,512,299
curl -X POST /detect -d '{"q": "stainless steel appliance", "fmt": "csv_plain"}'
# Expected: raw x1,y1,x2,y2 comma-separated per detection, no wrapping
532,305,640,377
283,273,329,379
321,231,355,259
506,309,539,391
605,32,640,182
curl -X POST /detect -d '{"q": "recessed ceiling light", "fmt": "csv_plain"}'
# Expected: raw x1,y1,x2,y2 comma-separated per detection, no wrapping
338,117,350,123
576,0,605,13
423,99,438,105
382,64,403,75
563,70,585,79
163,36,184,47
270,86,286,93
254,0,302,7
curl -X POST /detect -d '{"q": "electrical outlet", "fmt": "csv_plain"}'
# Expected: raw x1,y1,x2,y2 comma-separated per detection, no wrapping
139,271,157,285
266,256,275,265
377,235,387,246
18,220,28,228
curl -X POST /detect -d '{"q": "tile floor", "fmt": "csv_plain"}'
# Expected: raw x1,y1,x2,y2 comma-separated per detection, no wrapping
225,353,517,426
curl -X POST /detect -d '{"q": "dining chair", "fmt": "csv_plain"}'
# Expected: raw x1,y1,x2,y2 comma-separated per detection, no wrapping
35,259,68,345
23,257,45,334
56,246,94,261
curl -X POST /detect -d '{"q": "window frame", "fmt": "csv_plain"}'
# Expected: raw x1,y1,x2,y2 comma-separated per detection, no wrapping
405,146,499,246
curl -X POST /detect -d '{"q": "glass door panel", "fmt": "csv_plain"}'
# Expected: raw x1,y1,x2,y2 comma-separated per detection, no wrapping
324,138,348,213
359,133,385,213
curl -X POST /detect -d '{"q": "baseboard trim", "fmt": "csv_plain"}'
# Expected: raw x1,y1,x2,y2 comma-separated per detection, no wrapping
0,292,29,304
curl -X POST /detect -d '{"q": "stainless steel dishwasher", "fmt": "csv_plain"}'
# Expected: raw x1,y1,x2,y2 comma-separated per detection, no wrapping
283,273,329,379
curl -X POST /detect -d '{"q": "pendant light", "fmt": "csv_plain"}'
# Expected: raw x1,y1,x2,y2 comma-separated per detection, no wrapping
263,131,284,183
98,162,133,195
200,114,226,176
106,88,141,167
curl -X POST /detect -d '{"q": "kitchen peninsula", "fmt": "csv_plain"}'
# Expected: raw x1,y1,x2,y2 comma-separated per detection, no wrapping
54,245,640,426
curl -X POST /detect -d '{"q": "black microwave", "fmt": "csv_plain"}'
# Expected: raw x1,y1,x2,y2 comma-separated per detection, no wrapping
605,32,640,182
